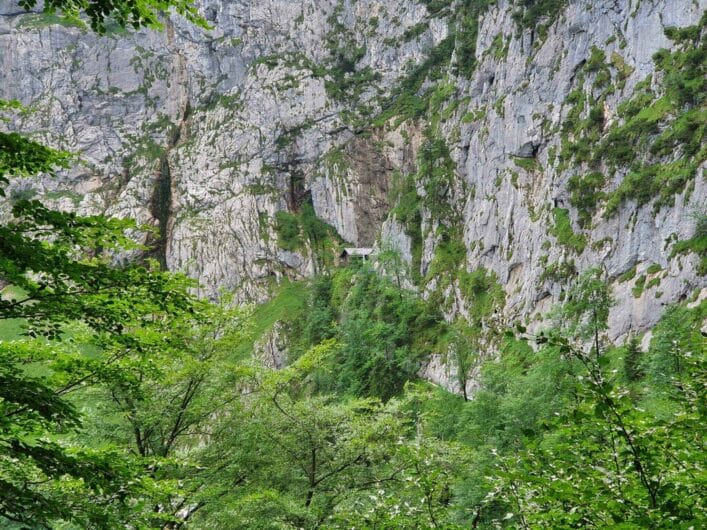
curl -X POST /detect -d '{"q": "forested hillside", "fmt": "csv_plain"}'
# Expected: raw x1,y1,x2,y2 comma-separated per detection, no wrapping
1,0,705,528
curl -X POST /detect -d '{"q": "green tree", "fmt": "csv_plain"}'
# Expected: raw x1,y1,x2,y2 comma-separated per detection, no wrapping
330,265,445,400
0,338,154,528
329,438,471,529
1,94,200,529
74,299,246,527
376,244,410,292
191,343,395,527
0,242,199,527
191,346,473,529
623,334,643,381
1,2,209,526
485,300,706,528
447,320,479,401
557,266,614,356
641,305,701,385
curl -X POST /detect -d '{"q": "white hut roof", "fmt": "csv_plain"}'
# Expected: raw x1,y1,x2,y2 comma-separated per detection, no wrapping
342,247,375,257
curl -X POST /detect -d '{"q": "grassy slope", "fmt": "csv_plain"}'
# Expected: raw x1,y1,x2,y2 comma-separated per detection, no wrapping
233,280,309,359
0,286,26,340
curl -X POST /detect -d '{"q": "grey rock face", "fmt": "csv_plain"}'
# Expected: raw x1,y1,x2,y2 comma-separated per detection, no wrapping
312,134,394,246
1,0,438,300
1,0,704,391
444,0,705,345
254,320,289,370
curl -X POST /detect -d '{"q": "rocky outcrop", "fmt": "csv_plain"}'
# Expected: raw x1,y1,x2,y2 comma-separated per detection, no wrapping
1,0,704,388
254,321,289,369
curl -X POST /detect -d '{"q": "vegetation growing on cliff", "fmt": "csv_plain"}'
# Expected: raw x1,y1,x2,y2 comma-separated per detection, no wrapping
18,0,208,33
2,2,706,529
274,200,343,268
560,14,706,221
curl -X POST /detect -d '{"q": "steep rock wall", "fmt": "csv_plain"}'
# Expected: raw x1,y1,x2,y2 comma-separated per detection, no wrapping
1,0,704,389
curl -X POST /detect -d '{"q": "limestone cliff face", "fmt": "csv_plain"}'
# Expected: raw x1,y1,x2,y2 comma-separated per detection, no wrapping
1,0,440,297
1,0,704,388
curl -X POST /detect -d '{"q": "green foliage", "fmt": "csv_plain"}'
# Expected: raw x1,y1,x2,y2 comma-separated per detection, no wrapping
458,267,505,323
0,177,203,527
274,210,303,251
567,171,605,227
539,258,576,283
623,335,643,381
604,156,702,216
632,273,647,298
187,349,474,529
329,436,471,529
299,275,337,349
617,264,637,283
389,129,461,290
641,302,705,386
550,207,587,253
0,130,71,193
327,265,446,400
234,280,309,359
274,202,342,266
324,64,380,102
0,161,250,526
420,336,583,525
400,287,705,528
488,32,510,60
18,0,208,33
373,36,455,126
0,200,194,338
389,170,423,282
446,320,480,401
560,16,706,218
646,263,662,275
402,21,428,41
512,0,568,31
419,0,455,16
74,300,247,523
670,211,707,275
557,267,613,345
485,301,706,528
3,7,706,529
317,6,381,102
466,338,579,447
16,11,84,29
372,0,495,127
419,132,457,220
426,229,467,282
248,264,446,403
300,201,339,255
454,0,495,78
512,156,538,172
0,97,210,527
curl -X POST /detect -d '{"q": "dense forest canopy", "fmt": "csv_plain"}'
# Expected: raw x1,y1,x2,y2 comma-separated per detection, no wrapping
1,0,705,528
